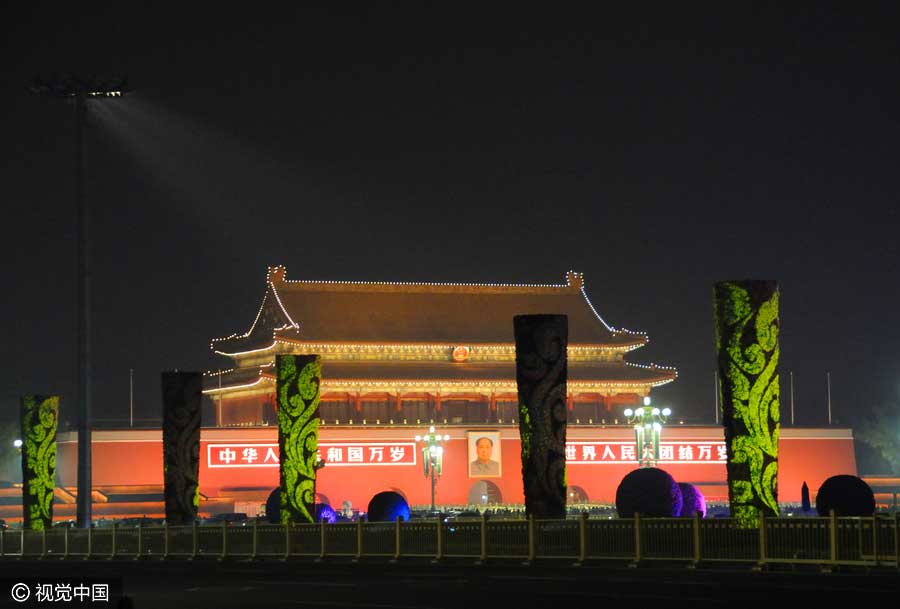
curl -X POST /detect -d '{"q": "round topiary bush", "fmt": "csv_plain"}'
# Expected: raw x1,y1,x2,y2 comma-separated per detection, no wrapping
315,503,337,523
678,482,707,518
266,488,337,523
815,475,875,516
615,468,683,518
366,491,410,522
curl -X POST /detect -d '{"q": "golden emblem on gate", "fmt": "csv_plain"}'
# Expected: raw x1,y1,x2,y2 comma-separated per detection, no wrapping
452,346,470,362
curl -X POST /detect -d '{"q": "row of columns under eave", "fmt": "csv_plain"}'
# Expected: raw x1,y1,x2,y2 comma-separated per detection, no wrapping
313,391,644,412
215,390,646,426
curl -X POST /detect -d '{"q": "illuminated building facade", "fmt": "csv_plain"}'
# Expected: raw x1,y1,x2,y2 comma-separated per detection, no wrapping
205,266,676,429
197,266,679,509
38,267,857,520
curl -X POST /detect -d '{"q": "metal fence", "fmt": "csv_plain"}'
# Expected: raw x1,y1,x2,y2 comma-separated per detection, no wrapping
2,513,898,570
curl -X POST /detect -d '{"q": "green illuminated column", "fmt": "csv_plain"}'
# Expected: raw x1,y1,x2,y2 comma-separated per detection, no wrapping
276,354,321,524
20,395,59,530
714,281,780,526
514,314,568,519
161,371,202,525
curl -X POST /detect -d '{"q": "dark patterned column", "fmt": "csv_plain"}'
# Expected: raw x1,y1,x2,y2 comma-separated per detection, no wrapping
514,314,568,519
276,354,321,524
161,371,202,525
714,281,780,526
20,395,59,530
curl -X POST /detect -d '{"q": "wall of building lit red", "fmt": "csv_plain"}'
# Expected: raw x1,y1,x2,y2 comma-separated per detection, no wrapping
56,426,856,511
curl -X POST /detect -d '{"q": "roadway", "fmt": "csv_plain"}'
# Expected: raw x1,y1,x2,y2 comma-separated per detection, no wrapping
0,558,897,608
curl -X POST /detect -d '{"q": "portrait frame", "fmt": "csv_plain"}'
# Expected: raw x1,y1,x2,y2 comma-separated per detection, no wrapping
467,430,502,478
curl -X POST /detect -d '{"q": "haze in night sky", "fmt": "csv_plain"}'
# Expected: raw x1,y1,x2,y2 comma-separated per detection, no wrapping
2,4,898,472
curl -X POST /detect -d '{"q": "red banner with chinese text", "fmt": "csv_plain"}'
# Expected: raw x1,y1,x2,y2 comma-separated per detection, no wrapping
207,442,417,468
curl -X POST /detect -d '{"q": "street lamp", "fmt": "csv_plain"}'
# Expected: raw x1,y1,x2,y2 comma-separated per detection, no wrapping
415,426,449,512
30,75,130,528
623,396,671,468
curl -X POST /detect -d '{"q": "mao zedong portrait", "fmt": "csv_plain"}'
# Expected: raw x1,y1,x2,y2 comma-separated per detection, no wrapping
470,436,500,476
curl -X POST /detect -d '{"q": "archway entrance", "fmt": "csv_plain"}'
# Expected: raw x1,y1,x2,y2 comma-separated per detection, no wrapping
467,480,502,505
389,487,407,502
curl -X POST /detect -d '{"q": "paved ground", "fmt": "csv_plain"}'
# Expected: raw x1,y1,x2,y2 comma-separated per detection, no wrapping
1,558,897,608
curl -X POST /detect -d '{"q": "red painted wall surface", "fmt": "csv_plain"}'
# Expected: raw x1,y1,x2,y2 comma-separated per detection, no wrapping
56,426,857,509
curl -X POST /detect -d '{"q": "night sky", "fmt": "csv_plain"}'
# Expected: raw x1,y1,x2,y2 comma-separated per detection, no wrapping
2,4,898,470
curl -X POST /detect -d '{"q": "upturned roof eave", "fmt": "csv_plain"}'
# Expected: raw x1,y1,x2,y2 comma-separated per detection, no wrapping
209,266,653,354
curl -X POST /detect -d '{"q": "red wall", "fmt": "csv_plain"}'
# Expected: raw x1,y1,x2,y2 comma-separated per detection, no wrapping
56,426,857,509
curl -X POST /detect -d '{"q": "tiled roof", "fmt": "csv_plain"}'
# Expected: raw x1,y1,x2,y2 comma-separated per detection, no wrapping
212,267,647,352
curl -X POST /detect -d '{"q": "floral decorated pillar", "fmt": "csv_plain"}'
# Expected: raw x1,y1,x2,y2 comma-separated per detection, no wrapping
20,395,58,530
714,280,780,526
161,371,202,524
276,354,321,524
514,314,568,519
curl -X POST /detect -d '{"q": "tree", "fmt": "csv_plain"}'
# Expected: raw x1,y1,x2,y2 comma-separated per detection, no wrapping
854,401,900,474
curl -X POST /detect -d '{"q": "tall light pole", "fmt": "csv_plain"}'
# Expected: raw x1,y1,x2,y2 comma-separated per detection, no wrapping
624,396,671,468
415,426,449,512
30,76,129,528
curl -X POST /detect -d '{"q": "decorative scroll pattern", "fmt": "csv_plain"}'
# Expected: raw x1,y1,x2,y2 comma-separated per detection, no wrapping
514,315,568,518
162,372,202,525
714,281,780,526
276,354,321,524
20,395,58,530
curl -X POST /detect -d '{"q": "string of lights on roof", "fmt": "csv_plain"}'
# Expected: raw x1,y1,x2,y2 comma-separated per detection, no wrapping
577,284,647,340
202,373,674,395
209,282,299,350
616,329,649,337
209,291,271,346
214,339,643,358
273,341,635,352
320,379,672,388
203,361,275,377
203,368,236,377
267,265,584,289
578,285,615,332
202,377,266,394
584,313,648,339
269,283,299,329
625,361,679,374
213,341,278,357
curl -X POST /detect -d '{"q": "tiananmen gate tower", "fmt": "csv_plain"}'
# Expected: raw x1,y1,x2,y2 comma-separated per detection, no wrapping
39,267,859,521
207,266,677,428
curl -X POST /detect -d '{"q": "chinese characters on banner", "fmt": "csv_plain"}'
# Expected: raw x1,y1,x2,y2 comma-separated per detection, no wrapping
207,443,417,468
207,440,725,468
565,442,727,464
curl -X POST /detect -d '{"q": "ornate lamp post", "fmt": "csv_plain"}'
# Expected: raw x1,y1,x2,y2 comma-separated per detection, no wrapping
415,426,449,512
624,396,671,468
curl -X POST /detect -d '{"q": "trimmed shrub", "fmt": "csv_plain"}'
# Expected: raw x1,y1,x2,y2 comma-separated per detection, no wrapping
615,468,683,517
815,475,875,516
314,503,337,523
678,483,707,518
366,491,410,522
